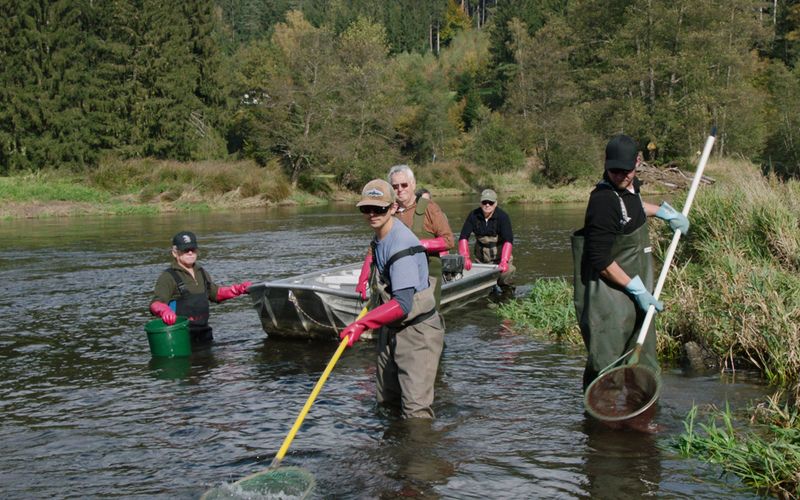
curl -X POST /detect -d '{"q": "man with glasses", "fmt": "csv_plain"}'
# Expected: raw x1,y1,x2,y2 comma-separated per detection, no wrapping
355,165,453,307
457,188,515,291
572,135,689,390
341,179,445,419
150,231,252,342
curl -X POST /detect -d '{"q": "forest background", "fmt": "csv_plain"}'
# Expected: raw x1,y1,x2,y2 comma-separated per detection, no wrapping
2,0,800,198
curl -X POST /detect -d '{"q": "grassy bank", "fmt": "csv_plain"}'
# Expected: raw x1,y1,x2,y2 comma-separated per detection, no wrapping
0,159,315,219
498,158,800,497
0,158,606,219
673,396,800,498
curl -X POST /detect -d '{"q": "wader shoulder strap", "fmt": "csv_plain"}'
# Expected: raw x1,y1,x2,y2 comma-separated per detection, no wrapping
412,198,429,236
166,267,211,296
166,268,187,296
381,245,426,284
598,180,631,227
198,267,211,293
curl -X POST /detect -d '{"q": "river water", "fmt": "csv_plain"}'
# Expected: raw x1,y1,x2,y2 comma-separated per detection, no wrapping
0,199,767,499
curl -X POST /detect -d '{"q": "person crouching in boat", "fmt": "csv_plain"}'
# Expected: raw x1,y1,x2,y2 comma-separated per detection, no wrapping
341,179,445,419
149,231,252,343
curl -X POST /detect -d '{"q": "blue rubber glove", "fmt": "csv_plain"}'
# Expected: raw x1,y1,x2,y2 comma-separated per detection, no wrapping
655,201,689,234
624,276,664,312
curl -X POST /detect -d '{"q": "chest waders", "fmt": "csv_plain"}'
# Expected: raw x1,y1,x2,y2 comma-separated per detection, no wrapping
572,200,658,391
166,268,213,342
409,198,443,307
368,244,438,328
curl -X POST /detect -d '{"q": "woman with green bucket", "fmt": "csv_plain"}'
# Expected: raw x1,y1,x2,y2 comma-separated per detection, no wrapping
572,135,689,402
149,231,252,344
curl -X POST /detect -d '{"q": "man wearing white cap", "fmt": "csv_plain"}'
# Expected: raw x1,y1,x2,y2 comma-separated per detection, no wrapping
457,188,515,290
340,179,445,419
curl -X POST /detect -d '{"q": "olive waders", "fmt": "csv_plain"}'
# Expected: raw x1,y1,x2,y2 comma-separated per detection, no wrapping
572,223,659,391
475,234,515,286
409,197,444,307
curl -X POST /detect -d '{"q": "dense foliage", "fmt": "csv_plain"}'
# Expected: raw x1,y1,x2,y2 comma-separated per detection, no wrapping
2,1,799,185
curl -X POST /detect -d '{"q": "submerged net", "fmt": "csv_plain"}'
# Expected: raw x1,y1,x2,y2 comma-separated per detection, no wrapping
202,466,316,500
585,365,661,423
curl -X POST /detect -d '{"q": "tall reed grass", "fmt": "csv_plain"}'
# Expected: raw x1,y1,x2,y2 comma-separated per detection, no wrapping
90,157,292,202
657,159,800,400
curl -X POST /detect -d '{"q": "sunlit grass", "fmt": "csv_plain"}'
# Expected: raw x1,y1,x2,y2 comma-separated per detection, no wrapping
497,278,582,344
0,173,109,203
672,396,800,499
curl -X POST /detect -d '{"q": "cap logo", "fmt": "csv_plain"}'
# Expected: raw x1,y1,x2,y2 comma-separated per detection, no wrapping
365,188,385,198
181,235,192,244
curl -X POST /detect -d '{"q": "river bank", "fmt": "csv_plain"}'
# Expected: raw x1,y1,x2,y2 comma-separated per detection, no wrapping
0,156,699,220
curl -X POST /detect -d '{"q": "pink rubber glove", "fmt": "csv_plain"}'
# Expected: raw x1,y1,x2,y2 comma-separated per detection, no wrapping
216,281,252,301
150,301,177,325
339,299,406,347
458,239,472,271
498,242,512,273
355,252,372,301
419,237,448,254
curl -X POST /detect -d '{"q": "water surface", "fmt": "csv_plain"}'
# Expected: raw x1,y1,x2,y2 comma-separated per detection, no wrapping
0,200,765,498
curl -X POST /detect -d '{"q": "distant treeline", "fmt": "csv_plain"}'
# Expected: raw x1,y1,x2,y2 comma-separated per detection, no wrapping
2,0,799,188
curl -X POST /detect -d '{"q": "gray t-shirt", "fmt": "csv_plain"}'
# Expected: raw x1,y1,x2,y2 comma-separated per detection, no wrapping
372,219,430,297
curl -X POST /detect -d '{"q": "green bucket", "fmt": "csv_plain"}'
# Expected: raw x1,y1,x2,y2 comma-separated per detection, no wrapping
145,316,191,358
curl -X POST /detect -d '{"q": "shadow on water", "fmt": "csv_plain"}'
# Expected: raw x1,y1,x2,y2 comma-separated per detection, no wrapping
0,203,769,499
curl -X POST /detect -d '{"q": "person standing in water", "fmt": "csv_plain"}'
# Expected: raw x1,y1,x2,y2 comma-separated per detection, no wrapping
457,188,515,291
572,135,689,390
341,179,445,419
150,231,252,342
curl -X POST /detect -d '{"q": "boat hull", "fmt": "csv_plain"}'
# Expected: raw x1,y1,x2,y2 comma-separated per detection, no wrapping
249,262,500,340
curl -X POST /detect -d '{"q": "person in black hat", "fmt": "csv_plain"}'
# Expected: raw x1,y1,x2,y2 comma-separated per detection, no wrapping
149,231,252,342
571,135,689,391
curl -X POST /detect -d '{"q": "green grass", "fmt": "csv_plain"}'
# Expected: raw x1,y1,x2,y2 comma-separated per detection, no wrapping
0,173,110,203
672,398,800,499
497,277,582,344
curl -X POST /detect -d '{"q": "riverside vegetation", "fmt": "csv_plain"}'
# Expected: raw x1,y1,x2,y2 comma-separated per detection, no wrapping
498,158,800,498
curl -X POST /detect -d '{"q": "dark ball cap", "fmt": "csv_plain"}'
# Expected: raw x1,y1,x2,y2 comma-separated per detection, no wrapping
604,134,639,171
172,231,198,251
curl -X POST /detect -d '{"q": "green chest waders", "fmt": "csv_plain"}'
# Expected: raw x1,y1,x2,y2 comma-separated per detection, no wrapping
572,223,658,390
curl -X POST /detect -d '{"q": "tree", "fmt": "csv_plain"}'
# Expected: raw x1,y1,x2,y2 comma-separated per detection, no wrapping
440,0,472,46
506,16,594,183
333,16,402,188
571,0,769,163
229,11,341,185
128,0,227,161
484,0,567,108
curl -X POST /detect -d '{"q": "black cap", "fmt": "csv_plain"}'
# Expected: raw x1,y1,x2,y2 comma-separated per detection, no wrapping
172,231,198,251
604,134,639,171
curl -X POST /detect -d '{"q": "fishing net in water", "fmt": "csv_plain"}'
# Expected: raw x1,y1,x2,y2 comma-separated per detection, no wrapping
202,466,316,500
584,365,661,424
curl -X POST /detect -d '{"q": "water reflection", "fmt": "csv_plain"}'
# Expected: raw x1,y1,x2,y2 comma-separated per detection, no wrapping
378,418,455,498
581,418,662,498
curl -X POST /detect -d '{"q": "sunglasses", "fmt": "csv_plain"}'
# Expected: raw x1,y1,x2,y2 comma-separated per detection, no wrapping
607,168,633,175
180,248,197,254
481,200,495,206
391,182,409,190
359,205,391,215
